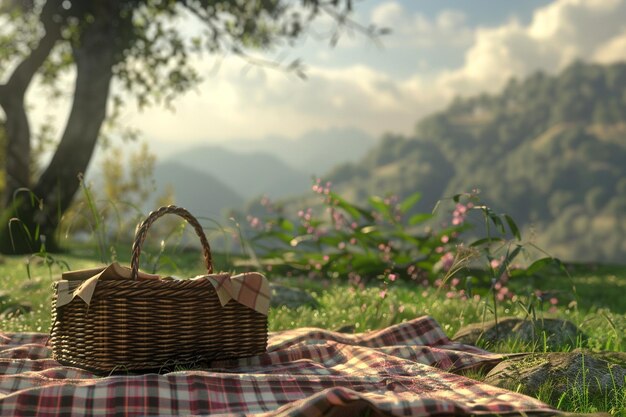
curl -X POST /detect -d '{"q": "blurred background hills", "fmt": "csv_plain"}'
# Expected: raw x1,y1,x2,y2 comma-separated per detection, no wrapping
151,61,626,263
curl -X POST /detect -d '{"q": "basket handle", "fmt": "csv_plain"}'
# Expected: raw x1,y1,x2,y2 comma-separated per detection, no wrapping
131,205,213,280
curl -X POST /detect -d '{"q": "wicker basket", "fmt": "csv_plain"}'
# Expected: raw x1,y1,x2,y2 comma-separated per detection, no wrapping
49,205,269,374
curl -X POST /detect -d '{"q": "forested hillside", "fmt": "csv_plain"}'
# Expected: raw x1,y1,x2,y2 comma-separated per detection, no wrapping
327,61,626,263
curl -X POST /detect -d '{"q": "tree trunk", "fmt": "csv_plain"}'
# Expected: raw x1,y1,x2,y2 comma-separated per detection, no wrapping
0,15,116,254
0,1,62,206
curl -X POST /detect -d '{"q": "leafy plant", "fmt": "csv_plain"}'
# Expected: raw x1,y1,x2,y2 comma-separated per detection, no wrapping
240,180,462,286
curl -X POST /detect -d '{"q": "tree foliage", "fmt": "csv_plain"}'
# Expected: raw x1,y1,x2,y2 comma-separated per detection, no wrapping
0,0,381,253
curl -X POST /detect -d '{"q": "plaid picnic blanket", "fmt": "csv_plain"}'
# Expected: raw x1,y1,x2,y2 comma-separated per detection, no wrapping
0,316,557,417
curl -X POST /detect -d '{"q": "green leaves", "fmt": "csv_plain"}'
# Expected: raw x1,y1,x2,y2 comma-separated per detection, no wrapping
409,213,433,225
504,214,521,240
472,205,521,241
470,237,504,247
368,196,392,222
524,257,566,276
330,192,374,221
242,183,459,283
494,244,523,280
399,191,422,213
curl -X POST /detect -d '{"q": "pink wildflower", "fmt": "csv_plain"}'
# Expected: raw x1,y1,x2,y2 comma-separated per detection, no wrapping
452,203,468,225
440,252,455,271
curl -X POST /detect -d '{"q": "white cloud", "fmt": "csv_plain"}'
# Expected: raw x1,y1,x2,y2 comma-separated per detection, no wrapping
594,28,626,63
127,58,446,144
370,1,403,28
439,0,626,97
370,1,473,49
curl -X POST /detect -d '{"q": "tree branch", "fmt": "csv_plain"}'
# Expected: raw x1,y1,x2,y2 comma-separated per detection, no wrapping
0,0,63,100
318,3,387,48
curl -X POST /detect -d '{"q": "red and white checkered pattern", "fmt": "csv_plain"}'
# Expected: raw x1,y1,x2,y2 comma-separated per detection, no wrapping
0,316,555,417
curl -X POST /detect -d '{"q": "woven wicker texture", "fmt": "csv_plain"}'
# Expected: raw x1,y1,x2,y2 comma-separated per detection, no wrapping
49,205,268,374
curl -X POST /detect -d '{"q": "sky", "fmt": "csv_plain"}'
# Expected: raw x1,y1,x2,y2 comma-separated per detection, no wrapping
29,0,626,152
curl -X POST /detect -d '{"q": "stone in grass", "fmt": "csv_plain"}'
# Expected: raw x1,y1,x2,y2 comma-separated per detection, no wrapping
452,317,586,350
270,284,319,310
484,351,626,402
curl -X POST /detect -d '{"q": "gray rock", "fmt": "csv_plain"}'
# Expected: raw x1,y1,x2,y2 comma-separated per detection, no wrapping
270,284,319,310
484,351,626,401
588,351,626,368
452,317,586,350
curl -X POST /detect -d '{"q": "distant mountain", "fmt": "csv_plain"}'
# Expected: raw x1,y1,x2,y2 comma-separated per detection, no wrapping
324,61,626,263
161,146,311,200
153,161,244,219
221,127,376,175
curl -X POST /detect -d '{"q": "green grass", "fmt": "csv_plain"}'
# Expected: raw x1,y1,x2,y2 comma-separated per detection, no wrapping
0,249,624,415
531,361,626,417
